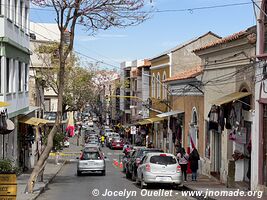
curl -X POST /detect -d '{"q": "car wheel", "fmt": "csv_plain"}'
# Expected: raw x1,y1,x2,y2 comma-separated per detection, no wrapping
102,170,106,176
77,170,82,176
140,176,147,189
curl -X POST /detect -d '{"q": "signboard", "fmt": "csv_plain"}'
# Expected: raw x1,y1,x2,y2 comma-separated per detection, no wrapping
0,197,16,200
0,185,17,196
0,174,17,198
131,126,136,135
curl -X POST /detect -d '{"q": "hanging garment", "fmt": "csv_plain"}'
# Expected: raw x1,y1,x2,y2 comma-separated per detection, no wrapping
208,105,219,131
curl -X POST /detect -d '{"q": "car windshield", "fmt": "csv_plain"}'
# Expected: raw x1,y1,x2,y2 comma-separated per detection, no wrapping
150,155,177,165
82,152,101,160
113,139,121,142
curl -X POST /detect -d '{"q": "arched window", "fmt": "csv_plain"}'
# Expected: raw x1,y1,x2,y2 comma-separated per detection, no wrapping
157,73,161,99
152,73,155,97
162,71,167,99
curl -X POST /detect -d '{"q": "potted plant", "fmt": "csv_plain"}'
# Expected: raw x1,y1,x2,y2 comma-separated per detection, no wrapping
0,159,20,198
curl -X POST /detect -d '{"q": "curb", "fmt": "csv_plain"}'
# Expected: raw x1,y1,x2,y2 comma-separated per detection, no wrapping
31,160,66,200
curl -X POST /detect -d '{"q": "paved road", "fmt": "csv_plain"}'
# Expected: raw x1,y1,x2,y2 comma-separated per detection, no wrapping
37,147,191,200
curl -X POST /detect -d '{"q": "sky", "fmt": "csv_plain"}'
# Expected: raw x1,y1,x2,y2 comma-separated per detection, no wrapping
30,0,257,69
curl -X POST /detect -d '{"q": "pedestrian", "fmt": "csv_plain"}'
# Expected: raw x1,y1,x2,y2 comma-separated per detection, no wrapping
177,147,189,182
189,148,200,181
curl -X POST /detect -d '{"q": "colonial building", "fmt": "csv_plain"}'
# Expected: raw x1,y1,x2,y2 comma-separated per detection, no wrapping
148,32,220,153
193,27,256,186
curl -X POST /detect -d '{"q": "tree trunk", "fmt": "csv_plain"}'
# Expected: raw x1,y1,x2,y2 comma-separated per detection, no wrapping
26,27,66,193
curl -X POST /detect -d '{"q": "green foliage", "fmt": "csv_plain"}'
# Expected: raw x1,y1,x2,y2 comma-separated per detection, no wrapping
43,131,65,151
0,159,21,174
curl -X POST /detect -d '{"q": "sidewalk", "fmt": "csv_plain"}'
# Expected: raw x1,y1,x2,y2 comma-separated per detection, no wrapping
16,136,82,200
183,174,267,200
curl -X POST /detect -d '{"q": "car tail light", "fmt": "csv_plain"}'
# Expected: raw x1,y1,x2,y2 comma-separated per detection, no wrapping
146,164,151,172
177,165,181,173
136,158,141,165
160,154,167,156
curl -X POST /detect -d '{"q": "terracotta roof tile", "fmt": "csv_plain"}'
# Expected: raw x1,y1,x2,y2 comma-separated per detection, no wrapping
164,66,203,82
193,31,246,52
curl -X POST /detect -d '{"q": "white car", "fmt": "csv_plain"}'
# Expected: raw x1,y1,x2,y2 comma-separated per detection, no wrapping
136,152,182,189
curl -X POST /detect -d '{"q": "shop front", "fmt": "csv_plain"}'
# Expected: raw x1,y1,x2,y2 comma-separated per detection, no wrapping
19,117,48,171
208,91,252,184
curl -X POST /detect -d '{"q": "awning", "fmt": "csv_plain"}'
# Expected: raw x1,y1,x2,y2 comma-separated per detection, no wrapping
146,117,165,123
19,117,48,126
211,92,251,106
156,110,184,118
138,119,152,125
0,101,10,107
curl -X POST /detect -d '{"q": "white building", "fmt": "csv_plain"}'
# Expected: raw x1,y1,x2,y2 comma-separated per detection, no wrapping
0,0,31,164
29,22,60,113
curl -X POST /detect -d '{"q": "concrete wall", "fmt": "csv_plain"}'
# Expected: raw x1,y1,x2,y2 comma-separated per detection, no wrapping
171,34,220,75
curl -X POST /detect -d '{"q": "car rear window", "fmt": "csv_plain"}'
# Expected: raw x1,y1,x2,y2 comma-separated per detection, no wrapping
150,155,177,165
82,152,101,160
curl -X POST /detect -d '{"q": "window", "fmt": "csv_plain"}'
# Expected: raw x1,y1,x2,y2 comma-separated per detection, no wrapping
162,71,167,99
24,64,28,91
150,155,177,165
152,73,155,98
6,58,10,93
7,0,11,19
157,73,161,99
20,1,23,28
18,62,22,91
14,0,18,24
0,0,2,15
24,7,28,32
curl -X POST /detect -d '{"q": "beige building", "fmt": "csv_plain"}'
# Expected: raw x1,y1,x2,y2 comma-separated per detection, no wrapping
193,26,256,185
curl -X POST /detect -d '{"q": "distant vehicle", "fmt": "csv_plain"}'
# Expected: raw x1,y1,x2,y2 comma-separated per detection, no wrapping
77,148,106,176
110,138,124,150
136,152,182,189
88,121,94,127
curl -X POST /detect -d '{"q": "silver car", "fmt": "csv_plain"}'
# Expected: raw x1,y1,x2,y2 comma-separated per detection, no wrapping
77,149,106,176
136,152,182,189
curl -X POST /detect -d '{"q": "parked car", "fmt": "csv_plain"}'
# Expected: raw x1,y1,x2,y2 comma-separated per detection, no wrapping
126,147,163,181
136,152,182,189
110,138,124,149
77,148,106,176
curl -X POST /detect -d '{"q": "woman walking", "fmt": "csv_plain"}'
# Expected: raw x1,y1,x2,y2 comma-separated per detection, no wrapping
177,148,189,182
189,148,200,181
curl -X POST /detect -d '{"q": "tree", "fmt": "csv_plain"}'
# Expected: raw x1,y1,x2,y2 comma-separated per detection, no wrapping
27,0,150,193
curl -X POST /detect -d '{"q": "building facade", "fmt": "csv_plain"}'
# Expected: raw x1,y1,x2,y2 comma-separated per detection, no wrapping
0,0,31,166
194,27,256,185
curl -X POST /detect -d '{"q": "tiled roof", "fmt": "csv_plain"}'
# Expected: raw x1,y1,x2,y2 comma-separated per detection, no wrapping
164,66,203,82
193,31,247,52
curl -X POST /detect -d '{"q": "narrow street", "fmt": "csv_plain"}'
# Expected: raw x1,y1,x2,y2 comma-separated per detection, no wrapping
37,146,190,200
